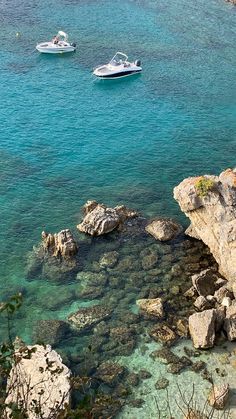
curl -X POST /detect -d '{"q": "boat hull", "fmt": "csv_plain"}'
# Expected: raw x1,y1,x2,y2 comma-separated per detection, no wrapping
36,43,76,54
93,69,142,79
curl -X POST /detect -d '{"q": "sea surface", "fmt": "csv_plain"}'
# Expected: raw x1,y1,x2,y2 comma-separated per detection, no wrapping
1,0,236,416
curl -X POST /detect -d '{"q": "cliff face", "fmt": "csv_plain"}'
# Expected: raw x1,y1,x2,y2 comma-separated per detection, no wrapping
174,168,236,282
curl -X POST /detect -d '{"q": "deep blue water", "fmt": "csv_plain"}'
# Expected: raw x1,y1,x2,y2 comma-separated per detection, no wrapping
0,0,236,337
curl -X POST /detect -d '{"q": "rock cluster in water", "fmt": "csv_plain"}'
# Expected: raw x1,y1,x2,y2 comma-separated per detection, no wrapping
23,198,228,416
186,268,236,348
174,168,236,282
77,200,139,236
5,344,71,419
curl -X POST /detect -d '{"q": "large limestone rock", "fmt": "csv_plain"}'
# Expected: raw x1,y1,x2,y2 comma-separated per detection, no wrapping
68,304,112,332
42,229,78,259
5,344,71,419
77,200,138,236
174,169,236,281
188,309,216,348
145,218,183,241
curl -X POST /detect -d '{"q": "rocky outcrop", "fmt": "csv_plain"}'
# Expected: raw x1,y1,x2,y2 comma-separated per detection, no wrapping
174,169,236,282
188,309,216,348
136,298,164,319
77,200,138,236
145,218,183,241
208,384,229,409
42,229,78,259
5,344,71,419
26,230,78,282
68,305,112,332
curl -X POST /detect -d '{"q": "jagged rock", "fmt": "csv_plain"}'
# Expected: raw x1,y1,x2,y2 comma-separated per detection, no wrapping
184,286,198,299
136,298,164,319
208,384,229,409
214,286,233,304
174,169,236,282
223,304,236,340
68,305,112,332
185,224,201,240
194,296,213,311
175,318,189,337
33,320,70,347
191,269,222,296
77,200,138,236
189,309,216,348
5,345,71,419
42,229,78,259
95,362,125,386
145,218,183,241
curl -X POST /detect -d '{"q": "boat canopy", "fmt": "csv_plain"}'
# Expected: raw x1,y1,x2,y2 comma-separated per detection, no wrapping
110,52,128,64
57,31,68,41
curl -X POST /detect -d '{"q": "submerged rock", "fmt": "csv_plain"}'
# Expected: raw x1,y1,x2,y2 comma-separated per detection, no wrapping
136,298,164,319
174,169,236,282
33,319,70,347
208,383,229,409
189,309,216,348
5,344,71,419
155,377,169,389
149,324,176,345
99,251,119,268
68,305,112,332
145,218,183,241
77,200,138,236
95,362,125,386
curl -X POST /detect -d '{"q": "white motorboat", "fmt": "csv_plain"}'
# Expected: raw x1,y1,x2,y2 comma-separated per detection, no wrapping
93,52,142,79
36,31,76,54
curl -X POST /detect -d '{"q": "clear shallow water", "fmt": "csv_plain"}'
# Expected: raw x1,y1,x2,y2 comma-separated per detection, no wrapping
1,0,236,415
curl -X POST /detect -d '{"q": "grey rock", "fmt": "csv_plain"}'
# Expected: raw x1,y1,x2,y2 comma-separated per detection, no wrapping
145,218,183,241
224,305,236,340
189,309,216,348
214,286,234,304
194,296,213,311
77,200,138,236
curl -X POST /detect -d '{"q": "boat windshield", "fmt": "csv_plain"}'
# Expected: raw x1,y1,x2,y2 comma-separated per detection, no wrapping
109,52,128,65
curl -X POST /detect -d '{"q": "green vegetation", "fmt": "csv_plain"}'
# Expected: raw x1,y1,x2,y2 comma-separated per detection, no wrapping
195,176,215,197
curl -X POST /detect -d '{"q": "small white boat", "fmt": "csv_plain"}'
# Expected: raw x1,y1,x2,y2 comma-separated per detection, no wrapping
36,31,76,54
93,52,142,79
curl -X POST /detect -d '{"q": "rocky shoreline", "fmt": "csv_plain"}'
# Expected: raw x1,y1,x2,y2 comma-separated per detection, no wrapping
5,169,236,417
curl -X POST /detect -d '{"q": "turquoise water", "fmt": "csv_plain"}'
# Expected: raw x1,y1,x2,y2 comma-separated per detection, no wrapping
1,0,236,414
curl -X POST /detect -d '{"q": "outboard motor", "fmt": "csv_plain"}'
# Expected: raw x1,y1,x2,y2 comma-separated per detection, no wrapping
71,42,76,48
135,59,141,66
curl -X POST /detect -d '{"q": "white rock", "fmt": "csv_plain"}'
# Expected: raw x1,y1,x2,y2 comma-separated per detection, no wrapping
5,345,71,419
